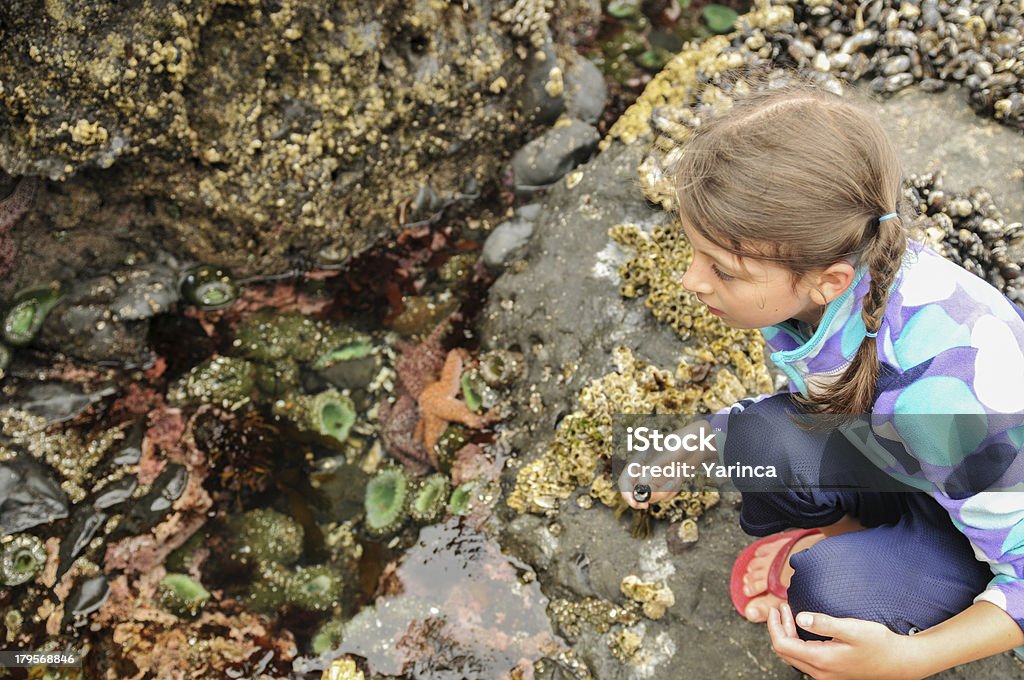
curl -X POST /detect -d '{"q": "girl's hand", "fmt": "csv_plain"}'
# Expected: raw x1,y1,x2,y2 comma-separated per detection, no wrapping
767,604,928,680
617,418,713,510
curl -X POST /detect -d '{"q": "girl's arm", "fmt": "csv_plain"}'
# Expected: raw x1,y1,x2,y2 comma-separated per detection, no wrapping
908,601,1024,676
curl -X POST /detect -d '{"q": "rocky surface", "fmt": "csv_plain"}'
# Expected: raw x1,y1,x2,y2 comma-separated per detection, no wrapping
482,79,1024,678
0,0,602,290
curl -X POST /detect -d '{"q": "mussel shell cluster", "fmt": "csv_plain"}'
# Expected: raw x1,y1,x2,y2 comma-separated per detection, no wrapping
902,170,1024,302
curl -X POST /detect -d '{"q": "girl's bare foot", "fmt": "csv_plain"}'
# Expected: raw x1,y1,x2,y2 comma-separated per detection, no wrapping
740,532,827,623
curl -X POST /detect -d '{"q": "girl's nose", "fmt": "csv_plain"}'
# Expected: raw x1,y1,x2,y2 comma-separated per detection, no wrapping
681,262,713,295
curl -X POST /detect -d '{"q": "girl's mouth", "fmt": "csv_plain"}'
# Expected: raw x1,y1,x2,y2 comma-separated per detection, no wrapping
701,300,724,316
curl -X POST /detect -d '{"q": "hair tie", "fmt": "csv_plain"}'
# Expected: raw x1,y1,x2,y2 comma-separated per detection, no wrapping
878,213,898,222
865,330,878,338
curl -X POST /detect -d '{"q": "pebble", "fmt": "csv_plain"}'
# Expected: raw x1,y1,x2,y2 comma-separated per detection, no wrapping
483,218,535,269
511,119,600,189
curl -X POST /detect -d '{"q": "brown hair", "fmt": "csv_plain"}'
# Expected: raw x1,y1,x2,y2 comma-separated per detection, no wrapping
669,70,910,421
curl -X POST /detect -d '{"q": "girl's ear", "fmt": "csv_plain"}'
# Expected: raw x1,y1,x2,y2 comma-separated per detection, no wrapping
817,261,857,303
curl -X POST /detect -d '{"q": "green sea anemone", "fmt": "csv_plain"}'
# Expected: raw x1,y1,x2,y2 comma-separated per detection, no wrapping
253,359,300,397
410,474,451,524
234,311,332,362
2,285,63,347
447,482,479,517
312,336,374,369
0,341,11,380
306,389,356,445
248,562,292,614
460,372,483,412
311,617,346,655
0,534,47,586
227,507,305,565
158,572,211,617
364,468,410,537
286,565,344,612
180,264,238,310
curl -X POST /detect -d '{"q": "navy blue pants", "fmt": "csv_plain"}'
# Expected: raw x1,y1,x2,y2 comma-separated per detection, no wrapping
724,394,993,641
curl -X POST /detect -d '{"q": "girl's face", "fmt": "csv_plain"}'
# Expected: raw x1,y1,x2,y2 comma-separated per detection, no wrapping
679,218,844,330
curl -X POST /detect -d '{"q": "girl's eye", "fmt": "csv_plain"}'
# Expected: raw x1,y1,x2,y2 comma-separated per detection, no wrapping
711,264,735,281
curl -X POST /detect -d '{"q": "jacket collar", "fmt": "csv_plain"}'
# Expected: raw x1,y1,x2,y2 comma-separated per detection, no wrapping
759,259,881,396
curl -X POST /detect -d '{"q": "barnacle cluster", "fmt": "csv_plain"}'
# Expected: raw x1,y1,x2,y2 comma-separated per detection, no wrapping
498,0,554,48
0,408,121,503
620,574,675,620
607,0,1024,170
547,596,641,637
508,346,726,516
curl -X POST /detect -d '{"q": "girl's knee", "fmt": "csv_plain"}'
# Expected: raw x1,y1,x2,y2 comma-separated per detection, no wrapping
786,540,914,638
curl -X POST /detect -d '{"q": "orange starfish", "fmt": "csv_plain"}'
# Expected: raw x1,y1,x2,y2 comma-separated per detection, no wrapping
415,349,497,464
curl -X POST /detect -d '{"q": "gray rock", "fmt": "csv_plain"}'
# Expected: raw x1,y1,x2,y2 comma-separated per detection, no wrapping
483,218,535,269
37,262,179,363
517,202,544,221
564,52,608,124
512,119,600,189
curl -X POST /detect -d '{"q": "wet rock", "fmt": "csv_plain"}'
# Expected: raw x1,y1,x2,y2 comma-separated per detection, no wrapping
483,219,535,269
0,2,601,279
563,52,608,124
7,381,116,425
110,421,145,466
93,477,139,510
62,575,110,628
512,120,601,189
0,454,69,534
58,509,109,578
37,263,179,364
113,463,188,538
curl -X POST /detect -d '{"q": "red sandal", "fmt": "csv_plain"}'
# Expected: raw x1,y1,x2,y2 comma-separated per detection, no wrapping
729,527,823,618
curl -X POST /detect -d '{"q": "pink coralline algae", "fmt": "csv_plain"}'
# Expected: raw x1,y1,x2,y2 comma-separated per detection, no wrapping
0,177,40,278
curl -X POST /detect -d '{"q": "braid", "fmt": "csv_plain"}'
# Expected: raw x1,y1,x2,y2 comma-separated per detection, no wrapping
861,214,906,335
792,210,907,426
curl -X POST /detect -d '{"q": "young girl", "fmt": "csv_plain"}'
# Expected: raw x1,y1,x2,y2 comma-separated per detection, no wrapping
624,76,1024,678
